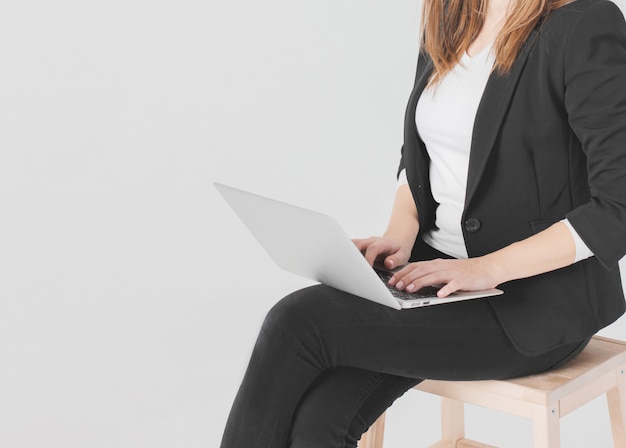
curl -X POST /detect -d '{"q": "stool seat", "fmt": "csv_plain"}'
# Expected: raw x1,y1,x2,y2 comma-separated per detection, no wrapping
358,336,626,448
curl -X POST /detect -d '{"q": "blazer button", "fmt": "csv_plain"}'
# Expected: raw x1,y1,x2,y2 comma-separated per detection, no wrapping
464,218,481,233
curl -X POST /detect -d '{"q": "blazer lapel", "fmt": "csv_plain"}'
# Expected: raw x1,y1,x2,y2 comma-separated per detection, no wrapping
464,30,539,209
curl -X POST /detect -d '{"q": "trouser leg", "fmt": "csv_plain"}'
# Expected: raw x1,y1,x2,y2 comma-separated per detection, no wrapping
288,367,421,448
220,284,586,448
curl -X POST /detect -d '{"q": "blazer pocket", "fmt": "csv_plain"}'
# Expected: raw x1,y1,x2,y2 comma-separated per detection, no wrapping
529,219,559,234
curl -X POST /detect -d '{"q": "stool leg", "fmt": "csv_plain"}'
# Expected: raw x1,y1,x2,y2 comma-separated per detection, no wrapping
532,406,560,448
607,366,626,446
358,412,386,448
441,397,465,444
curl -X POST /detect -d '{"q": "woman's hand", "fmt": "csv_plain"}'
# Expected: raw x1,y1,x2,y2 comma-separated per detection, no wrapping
384,221,578,297
388,257,504,298
352,235,412,270
354,184,419,269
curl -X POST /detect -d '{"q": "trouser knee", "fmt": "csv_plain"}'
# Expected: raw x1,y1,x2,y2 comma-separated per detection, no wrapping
258,285,339,371
262,285,330,339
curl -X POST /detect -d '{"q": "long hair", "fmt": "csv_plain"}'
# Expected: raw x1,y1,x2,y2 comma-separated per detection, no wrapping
421,0,572,85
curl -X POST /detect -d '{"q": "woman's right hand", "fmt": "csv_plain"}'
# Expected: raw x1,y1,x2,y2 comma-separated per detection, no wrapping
352,235,412,270
353,184,419,270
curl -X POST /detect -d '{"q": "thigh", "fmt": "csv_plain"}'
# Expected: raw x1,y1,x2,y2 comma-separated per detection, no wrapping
268,284,585,381
289,366,420,448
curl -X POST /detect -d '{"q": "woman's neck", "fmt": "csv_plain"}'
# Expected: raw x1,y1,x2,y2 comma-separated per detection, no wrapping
467,0,512,57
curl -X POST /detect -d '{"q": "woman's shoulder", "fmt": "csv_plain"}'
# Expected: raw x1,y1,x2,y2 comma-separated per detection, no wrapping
542,0,624,34
536,0,625,53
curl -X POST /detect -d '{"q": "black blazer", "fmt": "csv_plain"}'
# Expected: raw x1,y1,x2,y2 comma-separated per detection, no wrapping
400,0,626,354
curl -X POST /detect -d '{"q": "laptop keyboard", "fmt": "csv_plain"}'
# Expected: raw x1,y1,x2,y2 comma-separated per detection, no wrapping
376,270,443,301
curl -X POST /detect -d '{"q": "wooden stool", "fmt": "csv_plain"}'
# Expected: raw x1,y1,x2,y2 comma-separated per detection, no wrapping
358,336,626,448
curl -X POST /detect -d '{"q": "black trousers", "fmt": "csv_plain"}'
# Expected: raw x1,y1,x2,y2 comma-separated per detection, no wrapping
220,245,589,448
220,286,588,448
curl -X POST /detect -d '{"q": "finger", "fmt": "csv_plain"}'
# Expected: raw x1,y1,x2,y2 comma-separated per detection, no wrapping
393,259,452,288
389,262,429,287
351,238,365,251
352,237,377,253
388,264,411,286
364,242,386,266
366,239,401,267
437,280,462,298
385,249,409,269
405,273,446,292
384,255,398,270
398,267,448,291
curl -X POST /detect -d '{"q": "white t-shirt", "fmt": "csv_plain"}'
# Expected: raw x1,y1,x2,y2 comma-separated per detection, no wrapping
398,44,593,262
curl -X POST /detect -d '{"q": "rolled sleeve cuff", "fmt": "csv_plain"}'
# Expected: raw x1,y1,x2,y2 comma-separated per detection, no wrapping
561,218,595,263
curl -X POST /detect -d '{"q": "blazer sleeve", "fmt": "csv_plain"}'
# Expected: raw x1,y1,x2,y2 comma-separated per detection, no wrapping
563,0,626,269
397,52,428,180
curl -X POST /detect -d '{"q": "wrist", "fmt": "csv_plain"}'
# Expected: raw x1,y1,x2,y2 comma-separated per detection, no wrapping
478,252,511,287
382,229,416,255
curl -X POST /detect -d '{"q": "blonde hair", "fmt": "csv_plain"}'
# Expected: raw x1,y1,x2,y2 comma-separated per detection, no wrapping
421,0,573,85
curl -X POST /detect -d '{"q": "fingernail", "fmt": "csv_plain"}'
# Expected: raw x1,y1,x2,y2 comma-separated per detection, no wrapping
406,284,415,292
396,281,404,289
388,276,396,285
387,260,395,268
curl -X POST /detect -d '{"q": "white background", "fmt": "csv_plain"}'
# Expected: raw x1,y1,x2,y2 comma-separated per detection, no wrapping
0,1,625,447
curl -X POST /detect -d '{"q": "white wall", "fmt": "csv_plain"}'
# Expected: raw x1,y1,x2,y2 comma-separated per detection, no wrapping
0,1,624,447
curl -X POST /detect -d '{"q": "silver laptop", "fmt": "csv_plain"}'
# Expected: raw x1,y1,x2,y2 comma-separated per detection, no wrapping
214,182,503,309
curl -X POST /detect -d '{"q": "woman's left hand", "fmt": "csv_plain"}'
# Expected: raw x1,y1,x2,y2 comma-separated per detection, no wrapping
387,257,503,298
387,222,578,297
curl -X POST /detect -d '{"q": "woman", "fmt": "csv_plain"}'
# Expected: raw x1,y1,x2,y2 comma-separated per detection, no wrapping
220,0,626,446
